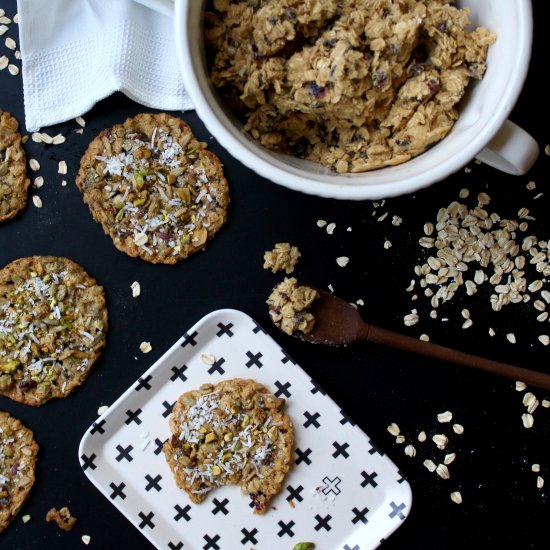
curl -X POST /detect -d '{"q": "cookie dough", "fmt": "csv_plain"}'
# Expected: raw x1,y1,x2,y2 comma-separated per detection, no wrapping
164,378,294,514
0,256,108,406
0,411,38,533
267,277,318,335
263,242,301,274
205,0,495,172
0,109,30,222
76,113,230,264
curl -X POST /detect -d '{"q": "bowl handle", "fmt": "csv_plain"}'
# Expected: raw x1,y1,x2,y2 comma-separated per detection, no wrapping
475,120,539,175
131,0,174,17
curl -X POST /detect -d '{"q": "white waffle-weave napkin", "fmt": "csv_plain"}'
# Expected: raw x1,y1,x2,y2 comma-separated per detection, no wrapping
17,0,193,131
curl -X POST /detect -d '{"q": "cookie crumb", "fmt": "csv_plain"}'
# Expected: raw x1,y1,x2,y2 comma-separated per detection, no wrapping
46,507,77,531
450,491,462,504
139,341,152,354
22,514,31,523
97,405,109,416
437,411,453,423
82,535,91,545
263,243,301,274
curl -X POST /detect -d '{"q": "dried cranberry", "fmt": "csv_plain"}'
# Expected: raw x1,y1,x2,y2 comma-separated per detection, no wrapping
306,81,328,99
372,71,388,88
427,79,440,94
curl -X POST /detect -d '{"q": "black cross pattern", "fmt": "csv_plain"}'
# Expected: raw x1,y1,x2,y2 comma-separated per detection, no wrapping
339,409,356,426
115,444,134,463
286,484,304,502
208,357,226,375
303,410,321,429
138,511,155,530
181,330,198,347
154,437,167,455
389,501,406,520
80,453,97,471
245,350,263,368
216,322,234,337
274,380,291,398
211,497,229,515
174,504,192,522
310,378,327,395
168,543,183,550
277,520,295,538
203,533,221,549
162,400,175,418
280,348,296,365
241,527,258,545
368,438,385,456
295,447,312,466
135,374,152,391
144,473,162,492
321,476,342,496
397,469,407,484
170,364,188,382
90,419,106,435
361,470,378,488
109,482,126,500
344,545,360,550
332,441,350,459
352,506,369,525
314,513,332,532
125,408,142,425
252,322,266,334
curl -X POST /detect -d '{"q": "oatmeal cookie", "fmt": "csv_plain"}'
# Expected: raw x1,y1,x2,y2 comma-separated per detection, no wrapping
76,113,230,264
0,109,30,222
164,378,294,514
263,242,301,274
0,256,108,406
205,0,495,172
46,506,77,531
0,411,38,533
267,277,318,335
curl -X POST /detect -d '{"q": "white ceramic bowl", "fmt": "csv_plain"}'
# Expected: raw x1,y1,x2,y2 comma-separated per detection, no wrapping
140,0,537,200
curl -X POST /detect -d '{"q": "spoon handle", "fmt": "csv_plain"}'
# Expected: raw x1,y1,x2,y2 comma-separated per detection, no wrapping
366,325,550,391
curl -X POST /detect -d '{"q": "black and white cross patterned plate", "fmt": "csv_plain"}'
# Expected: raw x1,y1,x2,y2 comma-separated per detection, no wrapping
79,309,412,550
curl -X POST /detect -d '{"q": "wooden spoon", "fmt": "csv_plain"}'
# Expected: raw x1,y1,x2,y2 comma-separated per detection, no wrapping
289,288,550,391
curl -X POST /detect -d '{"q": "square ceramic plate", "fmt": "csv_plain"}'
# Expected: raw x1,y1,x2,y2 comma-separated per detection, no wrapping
79,309,412,549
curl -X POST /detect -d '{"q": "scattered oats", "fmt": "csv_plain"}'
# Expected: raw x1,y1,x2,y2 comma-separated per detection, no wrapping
139,341,152,354
404,313,419,326
464,167,472,174
477,192,491,206
97,405,109,415
406,279,415,292
22,514,31,523
459,188,469,199
527,399,539,414
75,128,84,135
522,392,536,407
40,132,53,144
0,15,11,24
506,333,516,344
450,491,462,504
419,237,435,248
395,435,406,444
75,116,86,127
383,240,392,250
545,145,550,156
52,133,66,145
387,423,400,436
32,195,42,208
31,132,43,143
14,50,20,59
356,299,364,306
542,290,550,304
526,181,536,190
326,222,336,235
537,476,544,489
336,256,349,267
8,63,19,76
538,335,549,346
423,222,434,236
444,453,456,465
82,535,91,545
543,400,550,408
419,334,430,342
13,13,18,24
58,160,68,174
0,55,7,69
432,434,449,449
452,424,464,435
461,309,470,319
200,353,216,365
521,413,534,429
347,226,352,232
462,319,473,329
61,180,67,187
0,26,8,37
518,207,529,219
515,381,527,392
327,283,334,292
33,176,44,189
528,280,543,293
131,281,141,298
488,327,496,337
377,212,388,222
532,464,541,473
418,431,427,442
436,464,450,479
430,310,437,319
475,159,482,164
423,459,436,473
437,411,453,423
404,444,416,457
29,158,40,171
134,232,148,246
5,37,16,50
392,215,403,226
533,192,544,200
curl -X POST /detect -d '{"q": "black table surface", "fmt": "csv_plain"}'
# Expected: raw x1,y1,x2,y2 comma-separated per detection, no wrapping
1,1,549,548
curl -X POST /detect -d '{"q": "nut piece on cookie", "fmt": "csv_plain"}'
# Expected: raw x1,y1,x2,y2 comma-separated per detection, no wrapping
267,277,319,335
263,243,301,274
0,109,30,222
164,378,294,514
46,506,77,531
0,411,38,534
76,113,230,264
0,256,108,406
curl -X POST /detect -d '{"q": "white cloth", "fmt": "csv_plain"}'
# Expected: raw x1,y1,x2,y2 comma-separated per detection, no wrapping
17,0,193,131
